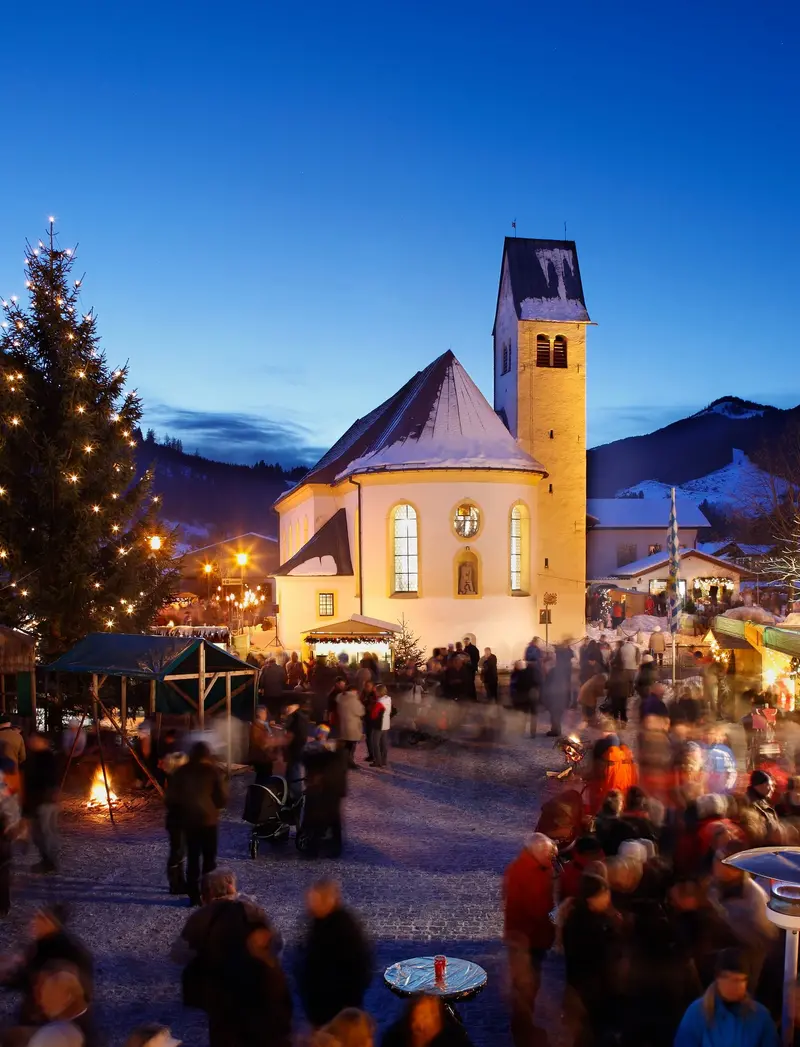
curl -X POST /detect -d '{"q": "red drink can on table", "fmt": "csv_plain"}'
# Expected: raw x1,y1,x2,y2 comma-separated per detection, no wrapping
434,955,446,984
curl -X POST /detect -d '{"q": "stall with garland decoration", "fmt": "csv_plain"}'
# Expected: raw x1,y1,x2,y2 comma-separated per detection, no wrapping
304,616,400,670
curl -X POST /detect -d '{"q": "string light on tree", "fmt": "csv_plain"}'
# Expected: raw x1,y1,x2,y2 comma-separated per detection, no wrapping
0,220,180,653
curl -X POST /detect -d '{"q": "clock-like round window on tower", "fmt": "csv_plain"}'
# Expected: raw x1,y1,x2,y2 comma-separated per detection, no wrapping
453,503,480,539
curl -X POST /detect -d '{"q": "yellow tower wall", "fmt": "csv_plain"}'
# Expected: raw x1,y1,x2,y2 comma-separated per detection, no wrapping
516,319,587,641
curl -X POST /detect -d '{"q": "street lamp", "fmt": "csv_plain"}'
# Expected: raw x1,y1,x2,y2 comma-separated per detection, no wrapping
235,553,248,633
148,535,162,552
724,845,800,1045
203,562,213,600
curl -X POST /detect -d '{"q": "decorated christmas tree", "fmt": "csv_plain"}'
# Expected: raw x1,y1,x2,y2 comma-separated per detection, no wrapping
391,614,425,671
0,223,180,657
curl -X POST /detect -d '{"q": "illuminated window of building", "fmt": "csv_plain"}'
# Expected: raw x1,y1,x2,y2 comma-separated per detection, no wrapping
318,592,334,617
648,543,662,556
392,504,418,593
453,503,480,539
509,502,530,594
536,334,551,367
510,507,522,591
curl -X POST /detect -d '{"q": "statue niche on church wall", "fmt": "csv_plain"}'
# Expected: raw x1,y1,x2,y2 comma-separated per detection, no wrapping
457,557,478,596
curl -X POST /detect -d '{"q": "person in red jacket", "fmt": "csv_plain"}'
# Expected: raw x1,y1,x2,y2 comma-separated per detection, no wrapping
559,836,605,900
503,833,556,1045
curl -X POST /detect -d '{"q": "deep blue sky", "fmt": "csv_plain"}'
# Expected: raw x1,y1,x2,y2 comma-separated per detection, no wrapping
1,1,798,465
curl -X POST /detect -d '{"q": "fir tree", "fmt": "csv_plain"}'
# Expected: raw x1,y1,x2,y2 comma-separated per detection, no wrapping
0,223,180,657
391,614,425,671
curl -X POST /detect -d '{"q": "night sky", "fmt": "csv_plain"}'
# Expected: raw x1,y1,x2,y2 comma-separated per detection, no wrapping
1,1,798,465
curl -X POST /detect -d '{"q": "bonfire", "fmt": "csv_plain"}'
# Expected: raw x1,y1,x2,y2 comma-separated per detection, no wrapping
86,766,118,808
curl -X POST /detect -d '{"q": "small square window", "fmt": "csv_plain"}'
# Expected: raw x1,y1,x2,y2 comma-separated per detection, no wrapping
318,592,334,617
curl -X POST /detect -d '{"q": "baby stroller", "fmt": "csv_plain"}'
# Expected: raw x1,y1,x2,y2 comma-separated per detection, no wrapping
243,774,305,857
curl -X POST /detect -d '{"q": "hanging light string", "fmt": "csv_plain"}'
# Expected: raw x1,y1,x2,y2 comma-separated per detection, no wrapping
0,220,179,636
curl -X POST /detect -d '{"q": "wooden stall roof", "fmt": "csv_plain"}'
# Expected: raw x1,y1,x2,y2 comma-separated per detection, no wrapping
0,627,35,674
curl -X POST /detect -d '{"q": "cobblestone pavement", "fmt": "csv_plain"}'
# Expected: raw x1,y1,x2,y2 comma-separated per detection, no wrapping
0,716,574,1046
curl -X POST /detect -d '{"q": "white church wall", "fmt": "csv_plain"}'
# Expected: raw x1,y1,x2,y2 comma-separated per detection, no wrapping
357,474,541,665
274,574,360,655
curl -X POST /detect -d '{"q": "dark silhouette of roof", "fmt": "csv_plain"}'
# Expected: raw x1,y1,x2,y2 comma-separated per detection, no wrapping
46,634,254,678
493,237,590,331
274,508,353,576
278,351,545,500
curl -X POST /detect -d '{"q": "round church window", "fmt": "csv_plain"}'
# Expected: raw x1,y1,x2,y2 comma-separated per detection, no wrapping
453,503,480,539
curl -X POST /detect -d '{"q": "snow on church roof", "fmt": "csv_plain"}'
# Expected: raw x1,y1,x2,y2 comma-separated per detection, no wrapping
281,351,546,497
495,238,590,328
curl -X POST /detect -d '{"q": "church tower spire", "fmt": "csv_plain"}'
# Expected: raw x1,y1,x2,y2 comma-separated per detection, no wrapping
493,237,590,641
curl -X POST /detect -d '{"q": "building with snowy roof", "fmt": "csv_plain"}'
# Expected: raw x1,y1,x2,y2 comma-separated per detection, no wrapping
272,238,592,661
609,548,753,605
587,497,710,580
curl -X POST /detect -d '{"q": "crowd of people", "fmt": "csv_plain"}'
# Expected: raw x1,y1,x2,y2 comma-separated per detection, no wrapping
0,620,798,1045
503,665,800,1047
0,871,472,1047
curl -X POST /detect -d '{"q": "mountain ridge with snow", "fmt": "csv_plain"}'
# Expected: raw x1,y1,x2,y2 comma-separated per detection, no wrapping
587,394,800,500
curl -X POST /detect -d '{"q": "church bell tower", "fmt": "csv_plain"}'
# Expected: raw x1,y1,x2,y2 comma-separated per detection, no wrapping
493,237,590,641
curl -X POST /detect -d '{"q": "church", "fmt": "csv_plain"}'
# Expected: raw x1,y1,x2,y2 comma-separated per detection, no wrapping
272,237,590,665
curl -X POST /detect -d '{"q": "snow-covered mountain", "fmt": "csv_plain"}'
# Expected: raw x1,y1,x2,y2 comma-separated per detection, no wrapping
588,396,800,506
617,448,789,517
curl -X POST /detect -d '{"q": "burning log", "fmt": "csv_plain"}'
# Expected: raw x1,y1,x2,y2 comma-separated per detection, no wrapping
85,766,118,809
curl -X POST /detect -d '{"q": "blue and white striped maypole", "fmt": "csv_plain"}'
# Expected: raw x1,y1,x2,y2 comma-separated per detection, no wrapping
667,487,681,685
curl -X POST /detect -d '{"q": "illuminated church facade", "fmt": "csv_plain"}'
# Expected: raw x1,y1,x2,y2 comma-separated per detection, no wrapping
272,238,590,664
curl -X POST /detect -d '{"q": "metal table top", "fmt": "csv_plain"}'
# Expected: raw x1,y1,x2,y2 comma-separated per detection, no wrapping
384,956,487,1002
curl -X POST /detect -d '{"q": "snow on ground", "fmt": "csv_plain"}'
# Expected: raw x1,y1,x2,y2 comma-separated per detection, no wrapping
617,450,788,517
722,605,777,624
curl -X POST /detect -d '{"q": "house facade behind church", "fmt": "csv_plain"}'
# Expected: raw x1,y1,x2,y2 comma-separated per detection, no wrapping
272,239,590,663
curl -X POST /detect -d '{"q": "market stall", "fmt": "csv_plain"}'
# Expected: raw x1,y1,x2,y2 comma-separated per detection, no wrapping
304,616,400,670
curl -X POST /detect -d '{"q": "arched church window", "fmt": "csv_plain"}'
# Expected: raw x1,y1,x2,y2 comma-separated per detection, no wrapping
509,502,530,594
453,503,480,539
510,507,523,592
392,504,418,593
536,335,551,367
553,335,568,368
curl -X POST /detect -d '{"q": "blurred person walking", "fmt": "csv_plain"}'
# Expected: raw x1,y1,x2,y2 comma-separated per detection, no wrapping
297,880,373,1028
0,905,93,1028
503,833,556,1045
545,643,573,737
336,688,365,770
381,995,474,1046
480,648,498,702
23,733,60,876
0,715,25,796
171,869,283,1047
167,742,228,905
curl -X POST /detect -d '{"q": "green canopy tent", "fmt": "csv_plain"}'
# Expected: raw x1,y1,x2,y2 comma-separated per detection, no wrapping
47,633,258,780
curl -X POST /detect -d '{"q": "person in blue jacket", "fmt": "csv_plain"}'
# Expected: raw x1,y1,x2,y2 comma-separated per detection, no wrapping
674,947,778,1047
